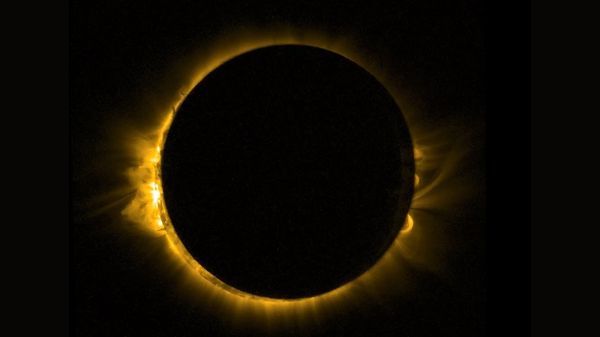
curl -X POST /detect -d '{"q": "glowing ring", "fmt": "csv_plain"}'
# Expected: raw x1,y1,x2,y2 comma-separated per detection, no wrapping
122,32,422,324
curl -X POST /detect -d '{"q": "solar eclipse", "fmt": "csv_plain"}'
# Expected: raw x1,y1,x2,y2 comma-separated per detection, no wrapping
111,29,482,332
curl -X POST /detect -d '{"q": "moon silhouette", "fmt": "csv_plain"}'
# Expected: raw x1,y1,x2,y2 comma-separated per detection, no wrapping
161,45,414,299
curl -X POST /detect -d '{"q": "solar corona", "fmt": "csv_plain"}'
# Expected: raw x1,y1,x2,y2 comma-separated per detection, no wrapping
120,31,440,328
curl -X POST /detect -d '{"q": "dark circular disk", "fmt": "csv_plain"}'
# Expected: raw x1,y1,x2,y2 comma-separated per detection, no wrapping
161,45,414,299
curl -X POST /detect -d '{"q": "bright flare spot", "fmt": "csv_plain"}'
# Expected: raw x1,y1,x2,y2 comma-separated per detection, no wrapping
150,182,160,205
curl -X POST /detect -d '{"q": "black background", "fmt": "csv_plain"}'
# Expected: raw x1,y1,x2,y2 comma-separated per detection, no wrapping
68,1,530,337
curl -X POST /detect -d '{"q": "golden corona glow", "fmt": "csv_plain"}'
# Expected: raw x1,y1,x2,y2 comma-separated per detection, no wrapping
115,28,480,330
